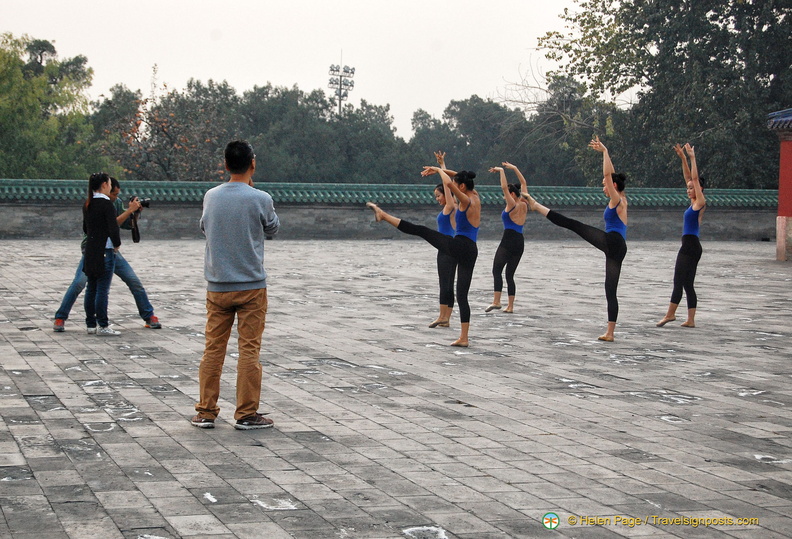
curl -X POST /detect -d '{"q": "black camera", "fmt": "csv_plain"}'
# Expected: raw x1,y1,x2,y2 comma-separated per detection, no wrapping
127,196,149,244
129,196,151,208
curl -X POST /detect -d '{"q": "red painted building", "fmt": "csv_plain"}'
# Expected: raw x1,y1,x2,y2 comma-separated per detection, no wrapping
768,108,792,260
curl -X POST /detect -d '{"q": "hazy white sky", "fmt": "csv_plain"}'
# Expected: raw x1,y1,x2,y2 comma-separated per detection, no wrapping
3,0,575,137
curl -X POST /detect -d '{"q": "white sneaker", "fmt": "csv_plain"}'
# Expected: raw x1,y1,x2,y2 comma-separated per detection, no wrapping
86,327,97,334
97,326,121,336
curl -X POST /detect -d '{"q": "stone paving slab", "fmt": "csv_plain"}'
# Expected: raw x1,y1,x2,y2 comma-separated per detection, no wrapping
0,238,791,538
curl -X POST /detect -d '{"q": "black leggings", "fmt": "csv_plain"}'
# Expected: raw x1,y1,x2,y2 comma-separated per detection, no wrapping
547,210,627,322
437,251,457,307
397,220,478,323
492,229,525,296
670,235,702,308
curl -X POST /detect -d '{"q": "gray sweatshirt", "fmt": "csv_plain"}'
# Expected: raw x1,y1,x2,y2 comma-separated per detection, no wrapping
200,182,280,292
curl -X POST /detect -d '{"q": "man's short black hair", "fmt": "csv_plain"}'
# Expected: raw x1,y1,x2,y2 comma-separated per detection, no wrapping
110,177,120,190
225,140,255,175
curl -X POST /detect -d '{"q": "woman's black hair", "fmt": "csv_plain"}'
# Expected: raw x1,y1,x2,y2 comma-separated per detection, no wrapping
611,172,626,192
454,170,476,190
507,183,521,197
85,172,110,210
434,183,444,193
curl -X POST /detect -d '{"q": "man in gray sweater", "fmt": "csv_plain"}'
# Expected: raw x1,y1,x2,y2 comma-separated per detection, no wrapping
191,140,280,430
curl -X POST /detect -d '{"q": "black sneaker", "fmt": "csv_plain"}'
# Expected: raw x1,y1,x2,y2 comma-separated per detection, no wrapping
191,415,215,428
234,413,274,430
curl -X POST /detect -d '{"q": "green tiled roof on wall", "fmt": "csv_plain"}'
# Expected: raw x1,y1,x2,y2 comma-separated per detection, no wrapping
0,179,778,208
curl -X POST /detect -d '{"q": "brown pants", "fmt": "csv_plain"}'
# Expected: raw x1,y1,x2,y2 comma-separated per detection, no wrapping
195,288,267,420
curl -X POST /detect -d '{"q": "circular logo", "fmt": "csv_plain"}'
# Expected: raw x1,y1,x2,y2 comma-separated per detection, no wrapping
543,512,560,530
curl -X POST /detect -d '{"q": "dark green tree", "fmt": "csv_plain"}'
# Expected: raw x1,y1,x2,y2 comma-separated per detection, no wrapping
333,100,412,183
99,78,239,181
539,0,792,187
0,33,108,178
409,109,465,161
239,85,341,182
441,96,523,172
409,97,538,177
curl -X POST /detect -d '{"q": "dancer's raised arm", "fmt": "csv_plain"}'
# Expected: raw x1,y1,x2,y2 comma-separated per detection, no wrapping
435,152,456,215
490,166,517,212
589,136,620,208
503,162,528,195
422,165,457,178
685,144,706,210
675,143,691,183
425,166,470,209
441,179,455,215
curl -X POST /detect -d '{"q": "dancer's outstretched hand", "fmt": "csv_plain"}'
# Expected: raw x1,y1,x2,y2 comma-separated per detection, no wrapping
673,143,685,158
489,167,503,173
434,151,446,167
502,162,517,170
588,135,607,153
421,166,440,177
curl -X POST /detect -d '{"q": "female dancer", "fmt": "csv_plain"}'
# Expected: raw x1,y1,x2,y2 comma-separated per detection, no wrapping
367,167,480,347
657,143,705,328
429,151,458,328
83,172,122,336
486,162,528,313
522,136,627,341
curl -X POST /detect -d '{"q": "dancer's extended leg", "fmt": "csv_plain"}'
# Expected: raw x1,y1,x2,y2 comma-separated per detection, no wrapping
368,203,473,345
524,195,627,340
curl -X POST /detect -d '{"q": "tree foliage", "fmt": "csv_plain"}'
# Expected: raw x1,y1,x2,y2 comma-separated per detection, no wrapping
96,78,238,181
5,8,788,188
503,76,624,186
0,33,109,178
537,0,792,187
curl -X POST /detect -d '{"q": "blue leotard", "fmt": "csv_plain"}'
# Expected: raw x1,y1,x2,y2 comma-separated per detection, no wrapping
455,207,479,242
682,205,702,237
501,209,524,234
437,211,455,237
604,201,627,239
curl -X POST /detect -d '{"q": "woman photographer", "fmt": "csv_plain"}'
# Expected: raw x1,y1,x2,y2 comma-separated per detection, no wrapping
83,172,122,336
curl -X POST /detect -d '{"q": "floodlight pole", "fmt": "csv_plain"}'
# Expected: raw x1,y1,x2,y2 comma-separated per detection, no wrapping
328,55,355,117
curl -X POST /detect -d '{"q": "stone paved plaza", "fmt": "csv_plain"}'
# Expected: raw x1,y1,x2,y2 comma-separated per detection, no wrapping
0,237,791,538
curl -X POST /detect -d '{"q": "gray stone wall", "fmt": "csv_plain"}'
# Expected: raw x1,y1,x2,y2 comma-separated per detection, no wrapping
0,202,777,242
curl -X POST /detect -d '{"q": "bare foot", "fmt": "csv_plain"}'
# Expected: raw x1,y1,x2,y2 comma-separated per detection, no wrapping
450,339,469,347
597,334,614,342
365,202,383,222
485,304,502,313
681,321,695,328
521,192,537,211
656,316,676,327
503,308,514,313
428,319,450,328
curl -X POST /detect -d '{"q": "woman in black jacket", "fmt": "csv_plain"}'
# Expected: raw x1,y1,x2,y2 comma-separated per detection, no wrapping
83,172,122,335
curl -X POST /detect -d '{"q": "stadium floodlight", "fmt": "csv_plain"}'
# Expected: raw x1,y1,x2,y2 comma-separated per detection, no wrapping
328,61,355,116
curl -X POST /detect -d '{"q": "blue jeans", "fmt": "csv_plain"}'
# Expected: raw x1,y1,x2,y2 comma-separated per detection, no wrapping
85,249,116,328
55,251,154,322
